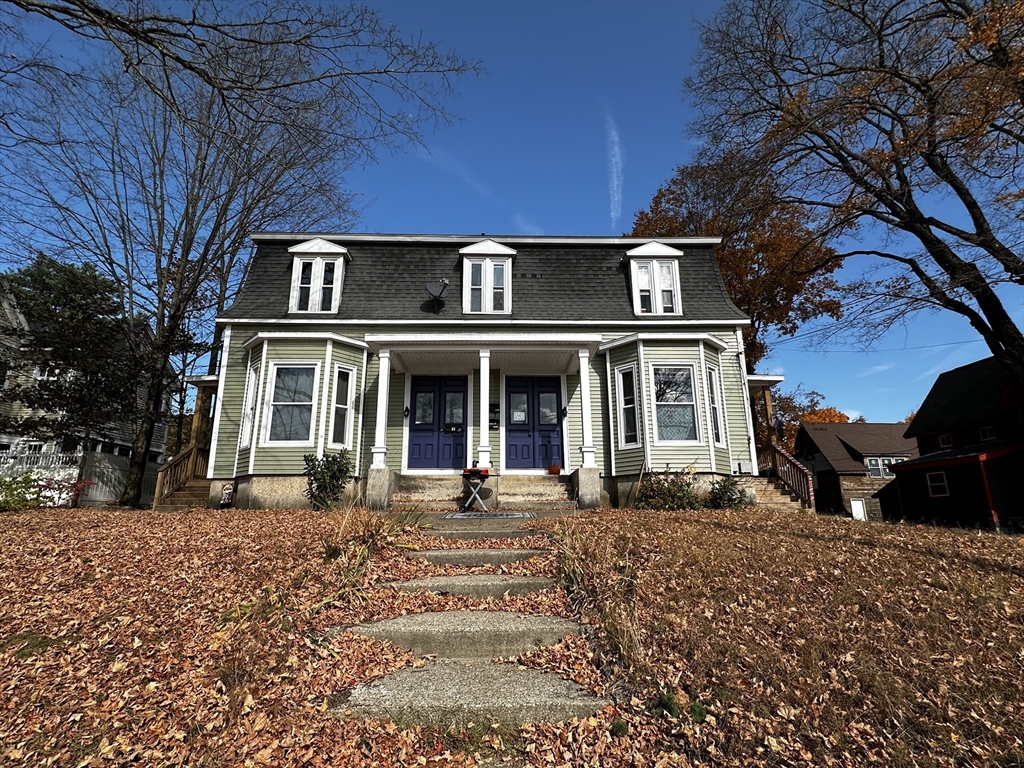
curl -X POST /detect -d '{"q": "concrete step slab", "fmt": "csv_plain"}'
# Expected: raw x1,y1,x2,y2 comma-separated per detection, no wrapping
346,610,581,659
337,659,608,728
412,548,551,566
435,529,538,541
389,575,554,599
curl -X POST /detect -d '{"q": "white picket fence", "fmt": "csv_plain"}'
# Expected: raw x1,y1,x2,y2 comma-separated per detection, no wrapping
0,451,158,506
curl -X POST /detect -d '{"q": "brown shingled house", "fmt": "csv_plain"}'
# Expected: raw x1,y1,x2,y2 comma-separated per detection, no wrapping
891,357,1023,532
793,422,918,521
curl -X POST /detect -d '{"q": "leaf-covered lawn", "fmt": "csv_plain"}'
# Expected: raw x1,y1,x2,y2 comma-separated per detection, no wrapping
545,508,1024,766
3,507,1021,767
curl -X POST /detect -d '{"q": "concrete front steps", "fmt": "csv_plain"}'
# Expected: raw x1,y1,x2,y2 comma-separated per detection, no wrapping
153,479,210,512
390,473,576,512
335,527,609,729
747,477,807,512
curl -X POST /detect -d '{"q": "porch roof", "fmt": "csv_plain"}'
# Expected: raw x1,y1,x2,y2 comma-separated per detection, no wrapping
365,333,601,375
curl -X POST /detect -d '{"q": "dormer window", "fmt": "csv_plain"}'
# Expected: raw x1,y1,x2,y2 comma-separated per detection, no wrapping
626,241,683,315
460,239,515,315
287,238,348,314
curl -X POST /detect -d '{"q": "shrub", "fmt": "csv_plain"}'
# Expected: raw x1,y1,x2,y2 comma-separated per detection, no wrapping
634,467,702,510
0,474,44,511
303,450,354,510
706,475,747,509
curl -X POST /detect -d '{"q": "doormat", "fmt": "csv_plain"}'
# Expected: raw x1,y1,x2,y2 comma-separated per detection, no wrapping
441,511,537,519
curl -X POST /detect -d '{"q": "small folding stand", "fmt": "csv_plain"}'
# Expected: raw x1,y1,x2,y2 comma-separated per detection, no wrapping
459,467,490,513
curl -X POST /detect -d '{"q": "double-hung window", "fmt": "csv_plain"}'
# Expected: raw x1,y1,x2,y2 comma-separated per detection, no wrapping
290,258,340,313
651,364,699,442
631,259,680,315
463,257,511,314
328,365,355,448
263,363,318,445
706,364,724,445
615,365,640,448
927,471,949,497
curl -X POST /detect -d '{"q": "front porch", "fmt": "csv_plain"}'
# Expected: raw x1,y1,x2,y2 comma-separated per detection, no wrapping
363,334,604,509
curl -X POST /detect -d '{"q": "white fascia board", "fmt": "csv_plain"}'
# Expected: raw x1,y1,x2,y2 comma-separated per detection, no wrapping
288,238,350,257
184,374,219,386
218,316,750,327
251,232,723,247
625,241,687,257
747,374,785,387
365,332,602,347
599,333,730,352
459,239,517,255
240,331,369,350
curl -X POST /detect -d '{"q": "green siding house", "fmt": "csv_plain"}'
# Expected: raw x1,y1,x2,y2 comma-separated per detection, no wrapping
184,234,763,509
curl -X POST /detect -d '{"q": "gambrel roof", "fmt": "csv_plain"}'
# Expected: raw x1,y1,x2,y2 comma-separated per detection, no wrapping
220,234,748,323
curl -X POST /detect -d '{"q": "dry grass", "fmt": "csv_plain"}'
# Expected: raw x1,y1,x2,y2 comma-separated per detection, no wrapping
545,507,1024,766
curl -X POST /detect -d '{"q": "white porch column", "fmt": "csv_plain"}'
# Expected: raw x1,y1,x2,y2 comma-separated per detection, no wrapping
578,348,597,468
477,348,492,468
370,349,391,468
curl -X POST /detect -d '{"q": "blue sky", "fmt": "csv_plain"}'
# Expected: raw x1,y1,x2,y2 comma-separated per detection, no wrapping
351,0,1022,423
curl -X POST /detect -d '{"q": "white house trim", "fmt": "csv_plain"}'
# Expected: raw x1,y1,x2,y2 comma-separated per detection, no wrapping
355,348,368,472
241,331,368,350
258,359,321,449
459,239,517,255
248,340,268,476
625,241,687,258
578,349,596,468
371,350,391,469
316,341,334,458
254,233,722,247
219,317,750,327
600,333,729,352
736,328,760,475
698,342,715,473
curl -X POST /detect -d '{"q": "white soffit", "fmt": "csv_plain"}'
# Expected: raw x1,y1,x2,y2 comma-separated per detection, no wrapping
625,241,686,257
458,239,517,255
288,238,349,255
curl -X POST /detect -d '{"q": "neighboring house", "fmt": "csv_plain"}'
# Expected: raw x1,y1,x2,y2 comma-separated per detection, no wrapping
187,234,767,510
891,357,1024,531
0,278,167,505
793,422,918,521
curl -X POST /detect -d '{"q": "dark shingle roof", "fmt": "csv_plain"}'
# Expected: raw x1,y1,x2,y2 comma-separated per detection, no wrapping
795,422,918,474
904,357,1009,438
220,235,748,323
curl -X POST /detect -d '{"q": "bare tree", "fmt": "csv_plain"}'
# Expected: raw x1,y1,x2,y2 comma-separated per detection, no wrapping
0,4,477,505
688,0,1024,388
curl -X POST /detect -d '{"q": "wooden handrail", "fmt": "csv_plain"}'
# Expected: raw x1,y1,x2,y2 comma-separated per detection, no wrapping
768,443,815,510
154,445,209,506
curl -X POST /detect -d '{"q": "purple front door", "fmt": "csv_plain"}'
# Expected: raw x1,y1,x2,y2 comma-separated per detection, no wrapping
505,376,563,470
408,376,467,469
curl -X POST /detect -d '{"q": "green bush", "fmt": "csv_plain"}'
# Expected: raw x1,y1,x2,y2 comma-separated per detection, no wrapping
706,475,747,509
303,450,354,511
634,468,702,510
0,474,44,512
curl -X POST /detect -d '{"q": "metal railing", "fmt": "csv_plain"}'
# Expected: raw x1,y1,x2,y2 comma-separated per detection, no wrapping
766,443,815,510
153,445,209,506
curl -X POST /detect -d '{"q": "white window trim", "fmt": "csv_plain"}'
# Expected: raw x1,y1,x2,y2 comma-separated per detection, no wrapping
327,363,357,450
289,257,342,313
927,471,949,497
462,256,512,314
615,364,642,450
649,361,702,445
938,434,953,448
706,363,726,447
979,426,996,441
259,360,322,447
630,259,681,316
239,352,260,449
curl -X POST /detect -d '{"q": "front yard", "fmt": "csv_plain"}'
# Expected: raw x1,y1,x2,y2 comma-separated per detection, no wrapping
0,506,1021,766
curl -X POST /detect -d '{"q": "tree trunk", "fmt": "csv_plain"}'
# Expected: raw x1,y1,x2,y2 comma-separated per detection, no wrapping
119,375,164,507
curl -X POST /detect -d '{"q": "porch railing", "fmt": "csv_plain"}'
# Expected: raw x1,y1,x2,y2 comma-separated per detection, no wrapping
153,445,209,506
765,443,815,510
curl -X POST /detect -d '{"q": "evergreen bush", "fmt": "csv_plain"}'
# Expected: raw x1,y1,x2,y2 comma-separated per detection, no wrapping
302,450,354,510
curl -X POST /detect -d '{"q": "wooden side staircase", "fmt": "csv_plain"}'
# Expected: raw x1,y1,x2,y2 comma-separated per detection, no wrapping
154,478,211,512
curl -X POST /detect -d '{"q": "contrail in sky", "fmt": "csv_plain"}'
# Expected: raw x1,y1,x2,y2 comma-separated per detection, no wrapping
605,111,623,229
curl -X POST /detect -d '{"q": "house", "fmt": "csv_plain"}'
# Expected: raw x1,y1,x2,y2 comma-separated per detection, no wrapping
891,357,1024,531
168,234,772,511
0,277,168,505
792,422,918,521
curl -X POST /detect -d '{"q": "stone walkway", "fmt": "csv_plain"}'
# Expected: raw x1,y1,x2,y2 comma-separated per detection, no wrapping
332,512,609,730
